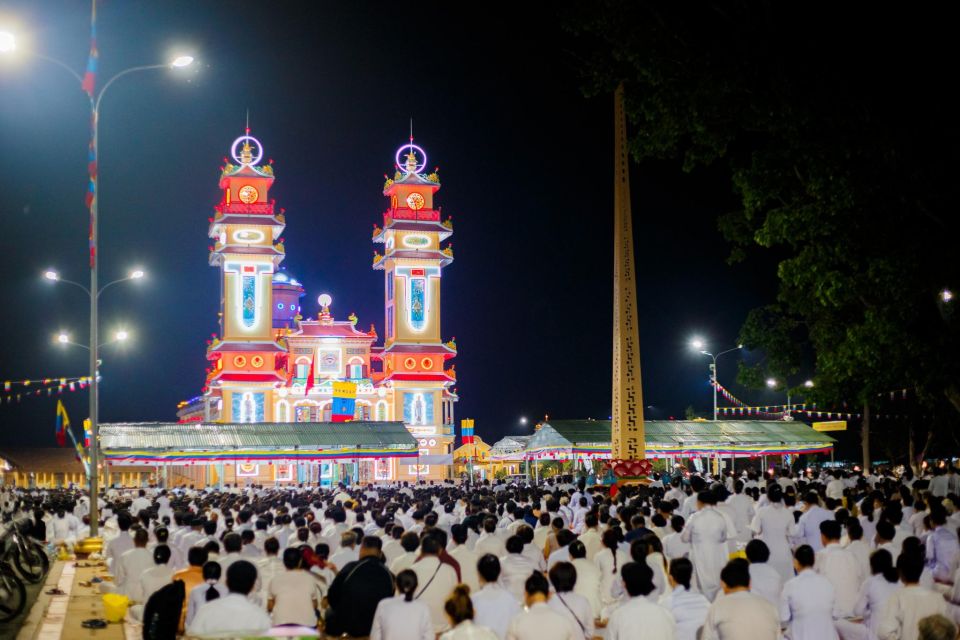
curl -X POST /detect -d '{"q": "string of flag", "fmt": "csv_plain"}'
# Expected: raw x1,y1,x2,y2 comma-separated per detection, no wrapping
2,376,96,404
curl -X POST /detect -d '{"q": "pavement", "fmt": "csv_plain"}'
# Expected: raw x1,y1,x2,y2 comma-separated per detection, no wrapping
7,559,136,640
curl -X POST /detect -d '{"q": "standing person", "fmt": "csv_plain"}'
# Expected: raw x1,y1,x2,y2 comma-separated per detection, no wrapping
816,519,862,618
440,584,499,640
173,547,208,633
701,559,781,640
325,536,396,639
877,552,949,640
547,562,595,640
681,491,730,600
725,482,756,547
471,554,521,640
780,545,838,640
925,508,959,583
658,558,709,640
750,484,797,581
268,547,319,628
505,572,576,640
797,492,833,551
370,569,434,640
187,560,272,636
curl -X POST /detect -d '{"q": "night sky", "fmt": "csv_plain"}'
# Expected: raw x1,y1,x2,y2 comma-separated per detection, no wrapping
0,1,784,448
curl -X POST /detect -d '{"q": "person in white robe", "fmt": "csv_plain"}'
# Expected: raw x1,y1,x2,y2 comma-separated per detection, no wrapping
835,548,901,640
816,519,862,618
471,554,521,640
750,484,797,582
780,545,839,640
605,561,676,640
745,539,783,608
701,558,780,640
658,558,709,640
877,552,949,640
681,491,731,601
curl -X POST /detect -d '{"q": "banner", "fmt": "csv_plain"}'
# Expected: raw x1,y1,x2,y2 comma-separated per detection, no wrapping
55,400,70,447
813,421,847,432
330,381,357,422
461,418,475,444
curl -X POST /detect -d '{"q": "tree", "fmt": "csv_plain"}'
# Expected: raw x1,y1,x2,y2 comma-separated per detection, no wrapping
684,405,698,420
566,2,960,465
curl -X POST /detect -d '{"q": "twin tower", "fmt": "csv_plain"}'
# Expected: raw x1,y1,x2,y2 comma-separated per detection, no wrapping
177,132,458,483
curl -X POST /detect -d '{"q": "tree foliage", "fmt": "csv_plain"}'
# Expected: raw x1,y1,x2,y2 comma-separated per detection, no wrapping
566,2,960,450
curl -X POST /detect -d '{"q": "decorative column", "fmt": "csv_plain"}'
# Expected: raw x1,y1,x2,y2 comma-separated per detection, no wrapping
610,83,648,483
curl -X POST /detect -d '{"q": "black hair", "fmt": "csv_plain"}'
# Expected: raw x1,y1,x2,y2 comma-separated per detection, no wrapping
396,569,418,602
548,561,577,593
505,535,524,555
819,519,841,541
870,549,899,583
222,532,242,553
477,554,501,583
720,558,750,589
202,561,222,602
568,540,587,560
524,571,550,597
621,561,655,597
668,557,694,590
187,546,208,567
745,539,770,563
153,544,171,565
794,545,815,568
897,550,924,583
283,547,303,570
264,537,280,555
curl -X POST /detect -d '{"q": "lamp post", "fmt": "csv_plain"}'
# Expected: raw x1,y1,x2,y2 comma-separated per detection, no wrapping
766,378,814,418
3,28,192,537
690,338,742,420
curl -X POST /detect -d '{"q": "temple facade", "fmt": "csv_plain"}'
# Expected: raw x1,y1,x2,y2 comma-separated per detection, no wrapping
176,131,457,484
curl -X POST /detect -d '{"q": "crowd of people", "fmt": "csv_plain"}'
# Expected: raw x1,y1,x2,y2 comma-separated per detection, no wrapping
3,463,960,640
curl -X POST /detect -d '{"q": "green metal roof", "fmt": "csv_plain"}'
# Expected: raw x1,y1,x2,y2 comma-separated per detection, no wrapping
528,420,836,448
100,422,416,450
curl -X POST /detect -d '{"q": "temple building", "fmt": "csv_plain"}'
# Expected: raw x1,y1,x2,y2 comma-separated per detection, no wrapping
174,130,458,485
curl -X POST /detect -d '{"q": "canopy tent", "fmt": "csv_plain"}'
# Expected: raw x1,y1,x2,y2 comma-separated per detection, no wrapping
100,421,417,465
489,435,532,461
523,420,835,460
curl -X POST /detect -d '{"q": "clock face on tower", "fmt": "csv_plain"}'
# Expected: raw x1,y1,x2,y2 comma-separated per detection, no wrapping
406,192,425,210
238,185,259,204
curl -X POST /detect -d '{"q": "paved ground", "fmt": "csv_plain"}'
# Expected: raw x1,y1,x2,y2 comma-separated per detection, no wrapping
0,563,56,640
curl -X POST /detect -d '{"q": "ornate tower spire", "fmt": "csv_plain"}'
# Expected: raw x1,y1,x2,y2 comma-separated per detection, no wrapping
611,83,646,464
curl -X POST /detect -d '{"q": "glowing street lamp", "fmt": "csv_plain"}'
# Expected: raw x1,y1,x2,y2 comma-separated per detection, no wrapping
44,270,59,281
170,55,194,68
130,269,145,280
690,337,743,420
766,378,778,388
519,416,528,426
115,330,129,342
942,289,954,303
0,31,14,53
804,380,815,388
57,333,70,344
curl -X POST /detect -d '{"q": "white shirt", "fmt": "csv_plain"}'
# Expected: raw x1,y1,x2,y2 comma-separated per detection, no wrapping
412,556,459,633
441,620,500,640
779,569,838,640
854,574,901,640
329,545,359,570
139,565,174,603
815,542,862,617
472,583,521,640
578,529,603,561
571,557,603,617
371,595,434,640
658,587,708,640
701,590,780,640
547,592,594,640
268,569,318,627
187,592,273,637
499,553,538,602
877,584,949,640
116,547,155,602
449,545,481,592
476,533,506,558
505,601,576,640
748,562,783,608
595,548,630,607
607,595,676,640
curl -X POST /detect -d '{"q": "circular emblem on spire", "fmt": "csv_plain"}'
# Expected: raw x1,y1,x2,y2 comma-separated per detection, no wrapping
395,142,427,175
231,135,263,166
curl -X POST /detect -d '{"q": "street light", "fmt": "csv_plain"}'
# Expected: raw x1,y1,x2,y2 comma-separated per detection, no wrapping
519,416,528,426
690,338,743,420
804,380,815,388
942,289,954,303
766,378,778,388
55,328,132,351
57,333,70,344
7,22,192,538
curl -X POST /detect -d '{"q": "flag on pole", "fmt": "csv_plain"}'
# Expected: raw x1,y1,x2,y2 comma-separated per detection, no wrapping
81,0,98,97
55,400,70,447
